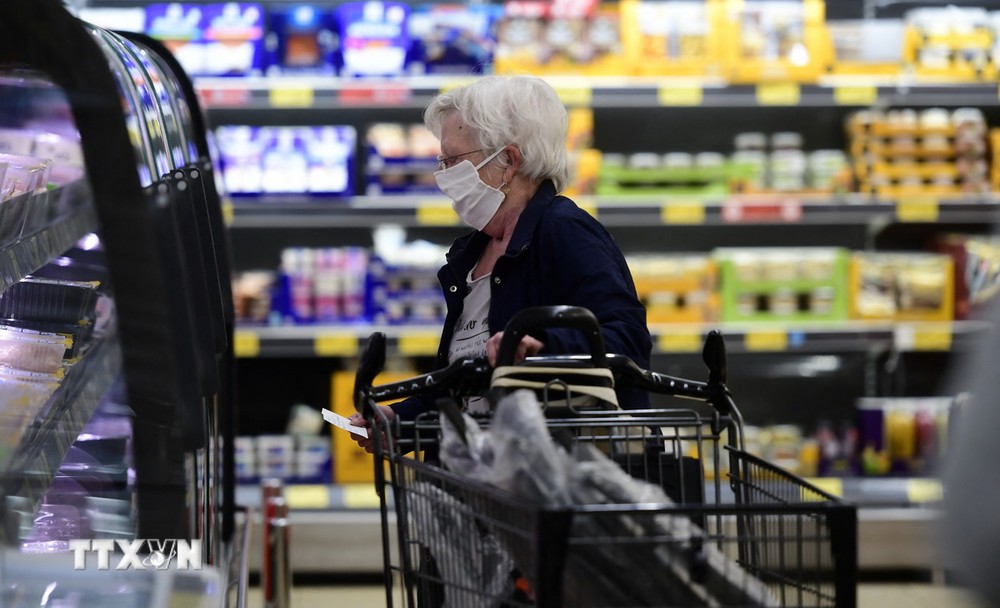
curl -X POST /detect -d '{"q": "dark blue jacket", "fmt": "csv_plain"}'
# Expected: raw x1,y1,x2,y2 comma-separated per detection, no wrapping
392,180,652,419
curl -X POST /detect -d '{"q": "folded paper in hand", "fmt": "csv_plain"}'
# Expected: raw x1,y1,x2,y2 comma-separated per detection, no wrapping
322,408,368,438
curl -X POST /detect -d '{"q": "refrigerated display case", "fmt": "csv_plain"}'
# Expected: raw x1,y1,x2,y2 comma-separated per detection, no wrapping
0,1,245,605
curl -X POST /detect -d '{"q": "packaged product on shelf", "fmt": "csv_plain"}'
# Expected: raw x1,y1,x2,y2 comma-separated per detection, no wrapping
628,254,719,323
335,1,411,78
0,326,68,374
619,0,718,77
857,397,955,476
259,127,309,194
598,150,734,196
934,233,1000,320
848,107,990,198
365,123,439,195
217,125,355,196
264,4,338,75
145,3,207,76
215,125,264,195
494,0,625,75
147,3,267,77
903,6,996,81
826,18,904,77
407,3,500,75
716,247,849,322
849,252,954,321
305,126,355,195
720,0,832,83
200,2,267,77
233,270,274,323
32,132,84,185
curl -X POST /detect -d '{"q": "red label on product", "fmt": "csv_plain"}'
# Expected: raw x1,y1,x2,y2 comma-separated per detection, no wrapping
196,87,252,108
338,84,411,105
722,200,803,223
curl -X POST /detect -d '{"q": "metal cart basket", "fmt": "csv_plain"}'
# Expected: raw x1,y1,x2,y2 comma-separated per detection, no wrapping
355,306,857,608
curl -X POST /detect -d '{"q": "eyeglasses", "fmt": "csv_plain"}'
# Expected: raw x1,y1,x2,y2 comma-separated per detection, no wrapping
436,149,483,171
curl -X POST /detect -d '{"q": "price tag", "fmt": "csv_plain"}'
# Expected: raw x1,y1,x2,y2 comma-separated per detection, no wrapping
233,330,260,358
657,332,703,353
834,85,878,106
285,485,329,510
314,333,358,357
197,86,252,108
756,83,800,106
912,326,952,351
722,201,802,222
269,86,315,108
416,202,460,225
661,202,706,224
222,199,234,226
745,331,789,351
805,478,843,500
399,333,439,356
894,324,952,351
907,479,944,504
896,197,939,222
343,484,381,509
555,87,592,107
339,84,410,105
658,86,704,106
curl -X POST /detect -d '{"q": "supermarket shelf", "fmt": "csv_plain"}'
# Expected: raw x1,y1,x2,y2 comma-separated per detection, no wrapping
234,482,942,573
0,334,123,513
0,180,98,292
233,320,992,359
226,194,1000,229
197,75,1000,110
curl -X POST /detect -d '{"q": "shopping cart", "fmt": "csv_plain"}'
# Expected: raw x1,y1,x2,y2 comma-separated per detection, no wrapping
355,306,857,608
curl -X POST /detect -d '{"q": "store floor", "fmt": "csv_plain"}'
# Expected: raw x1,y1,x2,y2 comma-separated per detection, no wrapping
245,583,990,607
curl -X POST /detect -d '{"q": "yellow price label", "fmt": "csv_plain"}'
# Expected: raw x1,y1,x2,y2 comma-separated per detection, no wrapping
661,202,706,224
233,330,260,358
657,332,703,353
343,484,381,509
222,199,234,226
314,333,358,357
555,87,592,107
269,86,315,108
745,331,789,351
912,327,952,351
805,478,843,500
896,198,939,222
398,333,439,356
756,83,801,106
416,202,460,225
285,485,329,510
658,86,704,106
907,479,944,504
834,85,878,106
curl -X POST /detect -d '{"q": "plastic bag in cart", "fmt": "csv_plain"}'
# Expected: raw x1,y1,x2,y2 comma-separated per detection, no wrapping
439,389,779,607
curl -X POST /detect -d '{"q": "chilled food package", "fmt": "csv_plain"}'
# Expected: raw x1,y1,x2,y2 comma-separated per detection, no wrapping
0,326,69,374
0,277,101,324
335,1,410,77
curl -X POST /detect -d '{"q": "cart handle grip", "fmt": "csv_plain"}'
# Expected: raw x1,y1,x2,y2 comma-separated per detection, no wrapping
497,305,607,368
354,332,386,412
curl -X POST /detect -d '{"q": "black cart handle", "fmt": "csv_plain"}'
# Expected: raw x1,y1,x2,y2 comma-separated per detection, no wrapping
496,305,607,368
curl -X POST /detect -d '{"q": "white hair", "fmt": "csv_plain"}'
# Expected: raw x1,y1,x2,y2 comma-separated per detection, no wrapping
424,75,569,192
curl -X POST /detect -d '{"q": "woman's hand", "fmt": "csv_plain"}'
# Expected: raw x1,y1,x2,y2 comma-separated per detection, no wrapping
486,332,544,366
348,405,395,454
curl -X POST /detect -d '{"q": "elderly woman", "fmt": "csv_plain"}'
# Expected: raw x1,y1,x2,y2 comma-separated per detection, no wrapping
351,75,650,448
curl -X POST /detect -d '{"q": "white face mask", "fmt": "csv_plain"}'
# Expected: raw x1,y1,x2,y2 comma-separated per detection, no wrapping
434,147,507,231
